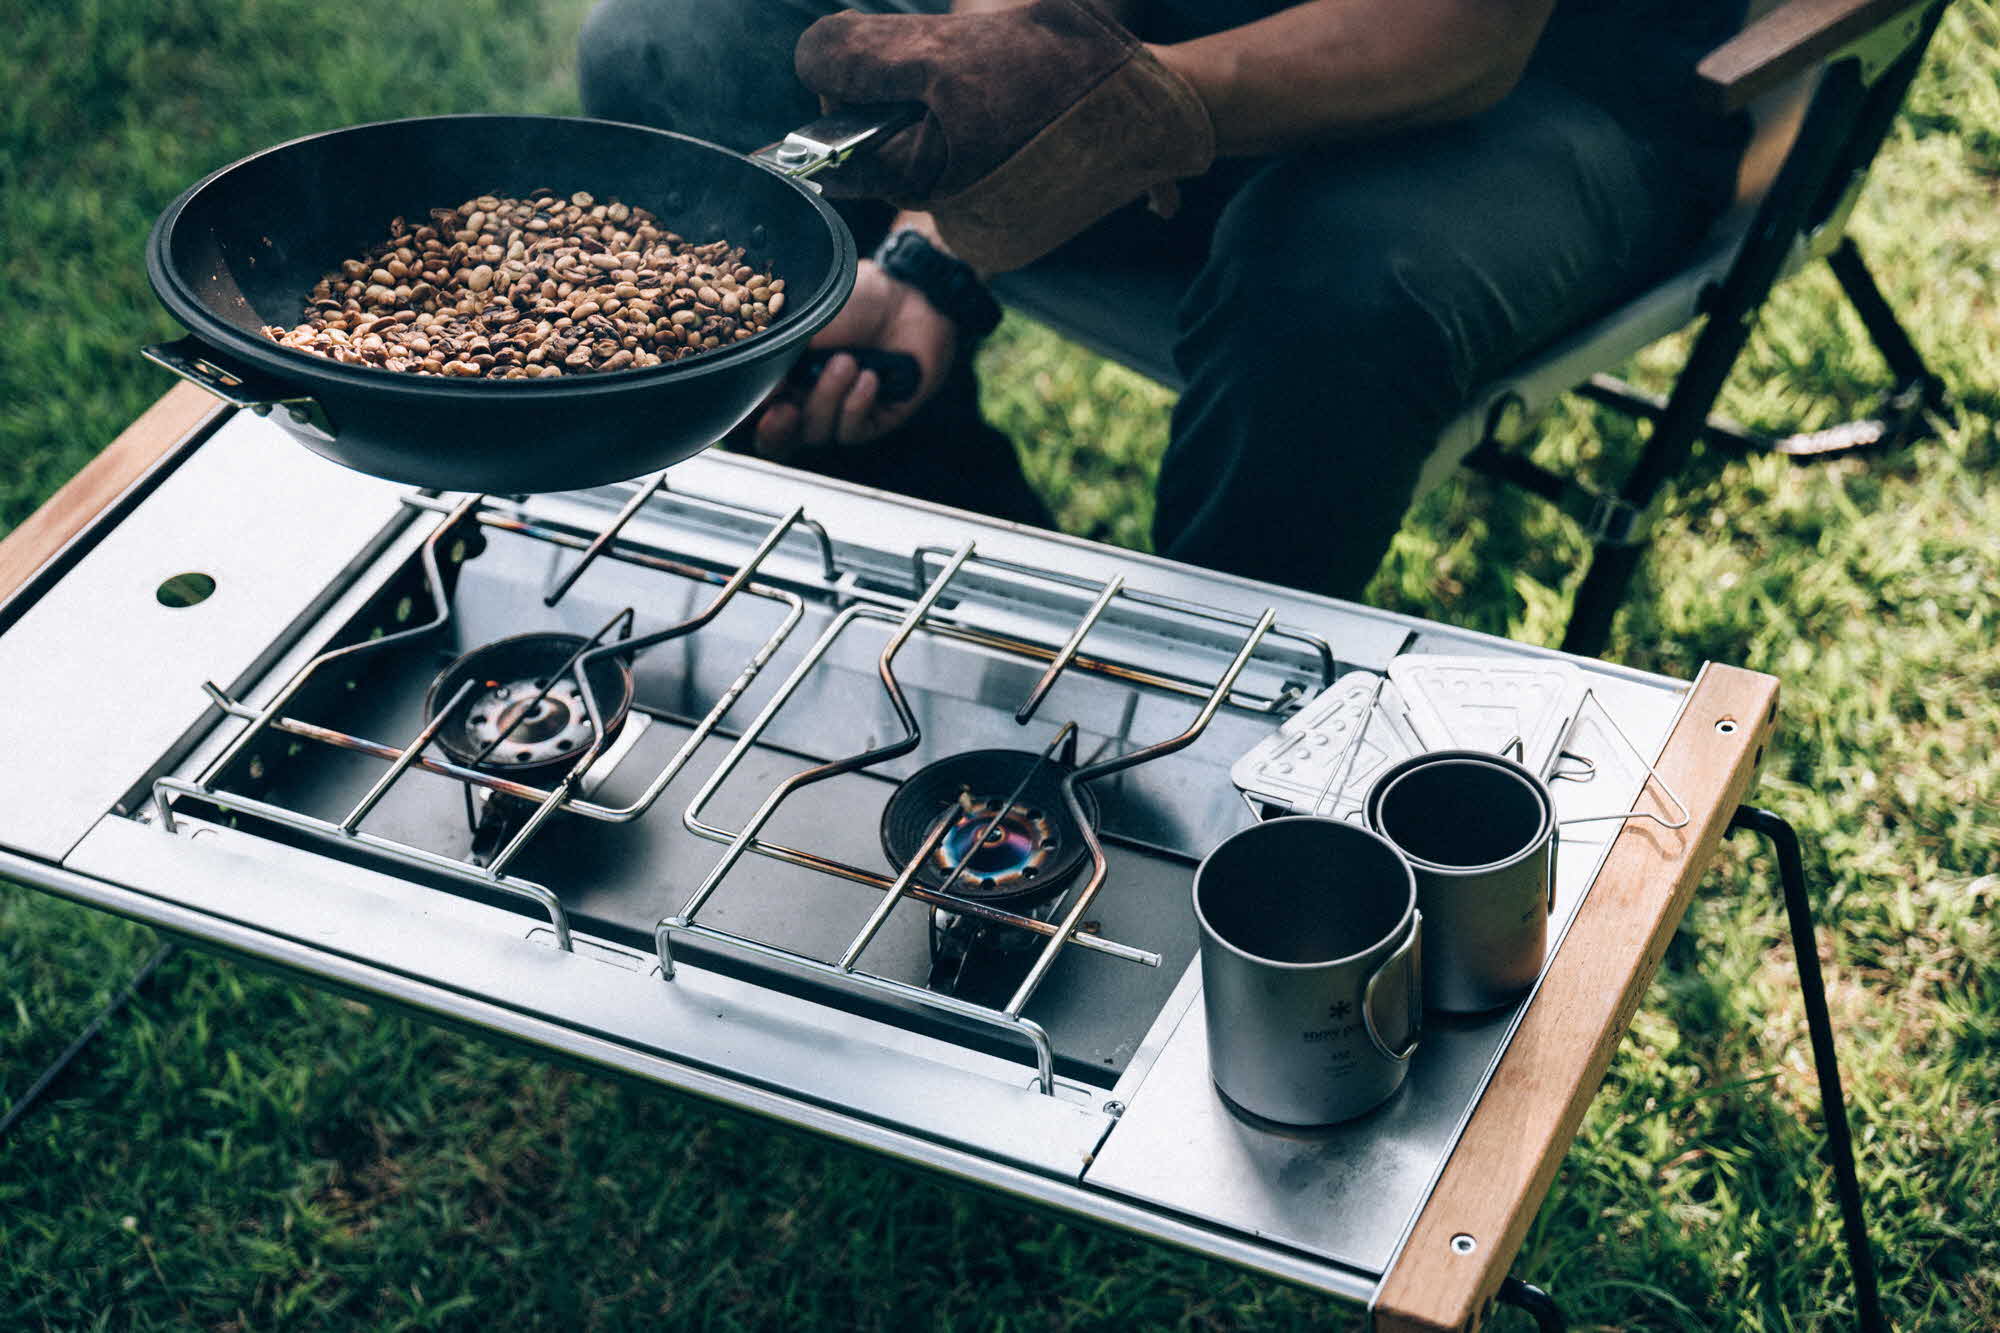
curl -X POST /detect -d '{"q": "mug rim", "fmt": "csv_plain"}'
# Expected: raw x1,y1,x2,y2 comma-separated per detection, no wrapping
1191,815,1418,971
1366,749,1556,875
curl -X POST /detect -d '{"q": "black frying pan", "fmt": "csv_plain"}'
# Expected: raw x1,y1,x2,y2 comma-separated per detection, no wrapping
144,111,912,493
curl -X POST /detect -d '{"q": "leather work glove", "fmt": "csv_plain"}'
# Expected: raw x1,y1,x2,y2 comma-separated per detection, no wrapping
794,0,1215,273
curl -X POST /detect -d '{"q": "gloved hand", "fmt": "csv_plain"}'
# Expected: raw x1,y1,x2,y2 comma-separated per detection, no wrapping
794,0,1215,273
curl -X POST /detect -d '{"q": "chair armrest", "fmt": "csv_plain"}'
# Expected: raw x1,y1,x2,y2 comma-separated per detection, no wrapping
1697,0,1937,113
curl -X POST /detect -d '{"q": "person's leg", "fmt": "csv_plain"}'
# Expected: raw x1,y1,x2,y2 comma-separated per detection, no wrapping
1153,78,1735,600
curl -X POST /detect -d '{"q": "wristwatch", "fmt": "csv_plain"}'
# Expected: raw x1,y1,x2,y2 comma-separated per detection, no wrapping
872,229,1003,340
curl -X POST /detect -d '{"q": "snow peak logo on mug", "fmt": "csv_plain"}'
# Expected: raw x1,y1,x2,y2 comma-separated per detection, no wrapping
1303,1014,1366,1043
1303,998,1359,1043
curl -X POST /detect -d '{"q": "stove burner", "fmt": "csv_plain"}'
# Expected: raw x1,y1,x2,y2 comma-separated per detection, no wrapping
937,797,1059,882
880,749,1100,908
426,632,636,776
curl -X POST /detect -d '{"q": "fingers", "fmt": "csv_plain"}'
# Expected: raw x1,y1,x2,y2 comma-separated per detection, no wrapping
800,352,858,445
794,12,931,103
754,400,801,460
754,362,895,459
836,370,879,445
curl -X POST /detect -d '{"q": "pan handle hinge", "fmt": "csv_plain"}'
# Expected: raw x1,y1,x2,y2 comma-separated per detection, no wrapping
142,336,335,441
751,103,927,183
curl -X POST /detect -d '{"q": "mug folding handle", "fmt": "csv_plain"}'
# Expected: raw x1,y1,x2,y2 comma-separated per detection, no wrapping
1363,909,1423,1063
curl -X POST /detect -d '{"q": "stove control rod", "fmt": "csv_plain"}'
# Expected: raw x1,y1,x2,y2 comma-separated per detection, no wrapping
664,914,1059,1093
152,775,573,951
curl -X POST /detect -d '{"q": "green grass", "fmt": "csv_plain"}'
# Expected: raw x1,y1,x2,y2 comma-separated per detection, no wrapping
3,1,1997,1328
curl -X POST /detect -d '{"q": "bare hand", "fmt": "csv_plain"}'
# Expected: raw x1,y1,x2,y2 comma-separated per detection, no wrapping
752,259,957,458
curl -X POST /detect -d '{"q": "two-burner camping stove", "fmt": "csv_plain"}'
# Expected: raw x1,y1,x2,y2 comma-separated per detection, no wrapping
1,392,1874,1331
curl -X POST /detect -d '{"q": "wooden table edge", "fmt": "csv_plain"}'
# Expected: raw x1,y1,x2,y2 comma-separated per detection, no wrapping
1372,662,1781,1332
0,383,224,604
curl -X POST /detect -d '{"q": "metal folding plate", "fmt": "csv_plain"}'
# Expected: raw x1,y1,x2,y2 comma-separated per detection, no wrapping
1228,671,1427,819
0,414,412,861
62,813,1116,1179
1388,654,1585,777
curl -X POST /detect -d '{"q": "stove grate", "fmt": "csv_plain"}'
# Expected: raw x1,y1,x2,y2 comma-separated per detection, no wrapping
667,542,1280,1094
152,489,812,951
148,474,1335,1095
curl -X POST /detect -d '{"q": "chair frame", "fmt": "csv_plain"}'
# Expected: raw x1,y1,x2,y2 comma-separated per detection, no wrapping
1477,0,1953,656
994,0,1955,659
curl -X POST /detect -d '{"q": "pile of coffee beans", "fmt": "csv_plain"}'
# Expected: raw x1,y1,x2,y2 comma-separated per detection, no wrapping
261,191,787,378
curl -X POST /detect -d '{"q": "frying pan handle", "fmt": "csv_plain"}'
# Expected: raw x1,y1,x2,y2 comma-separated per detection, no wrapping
142,336,335,441
751,103,927,182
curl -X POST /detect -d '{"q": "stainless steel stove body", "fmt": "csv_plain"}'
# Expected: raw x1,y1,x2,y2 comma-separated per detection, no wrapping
0,409,1692,1312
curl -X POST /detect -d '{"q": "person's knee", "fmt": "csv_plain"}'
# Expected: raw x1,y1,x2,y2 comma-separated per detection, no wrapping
1186,164,1455,394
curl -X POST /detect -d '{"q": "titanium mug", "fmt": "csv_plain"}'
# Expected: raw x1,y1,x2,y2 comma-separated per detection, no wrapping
1364,750,1556,1013
1192,817,1422,1126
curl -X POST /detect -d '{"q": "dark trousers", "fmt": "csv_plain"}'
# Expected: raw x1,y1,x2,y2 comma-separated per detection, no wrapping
578,0,1737,600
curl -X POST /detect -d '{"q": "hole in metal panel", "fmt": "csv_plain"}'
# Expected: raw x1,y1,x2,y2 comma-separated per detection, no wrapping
156,572,217,608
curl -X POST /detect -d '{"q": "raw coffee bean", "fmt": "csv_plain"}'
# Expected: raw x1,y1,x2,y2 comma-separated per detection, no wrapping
262,192,782,377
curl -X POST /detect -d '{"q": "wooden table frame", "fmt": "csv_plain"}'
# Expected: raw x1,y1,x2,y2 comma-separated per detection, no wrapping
1,388,1879,1332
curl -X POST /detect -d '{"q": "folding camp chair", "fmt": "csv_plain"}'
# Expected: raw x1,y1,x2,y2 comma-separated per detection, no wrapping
991,0,1953,658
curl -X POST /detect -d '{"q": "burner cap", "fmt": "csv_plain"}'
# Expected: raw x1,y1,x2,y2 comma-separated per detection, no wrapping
880,749,1100,907
426,632,635,775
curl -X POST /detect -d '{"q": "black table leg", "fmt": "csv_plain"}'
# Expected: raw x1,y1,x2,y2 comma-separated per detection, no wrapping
1495,1276,1566,1332
1730,806,1888,1333
0,940,174,1140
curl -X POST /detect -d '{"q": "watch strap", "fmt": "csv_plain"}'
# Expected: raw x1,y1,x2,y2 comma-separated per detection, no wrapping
872,230,1004,339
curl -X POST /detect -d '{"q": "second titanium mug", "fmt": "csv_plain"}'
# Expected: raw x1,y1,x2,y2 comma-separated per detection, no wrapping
1192,817,1422,1125
1365,750,1557,1013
